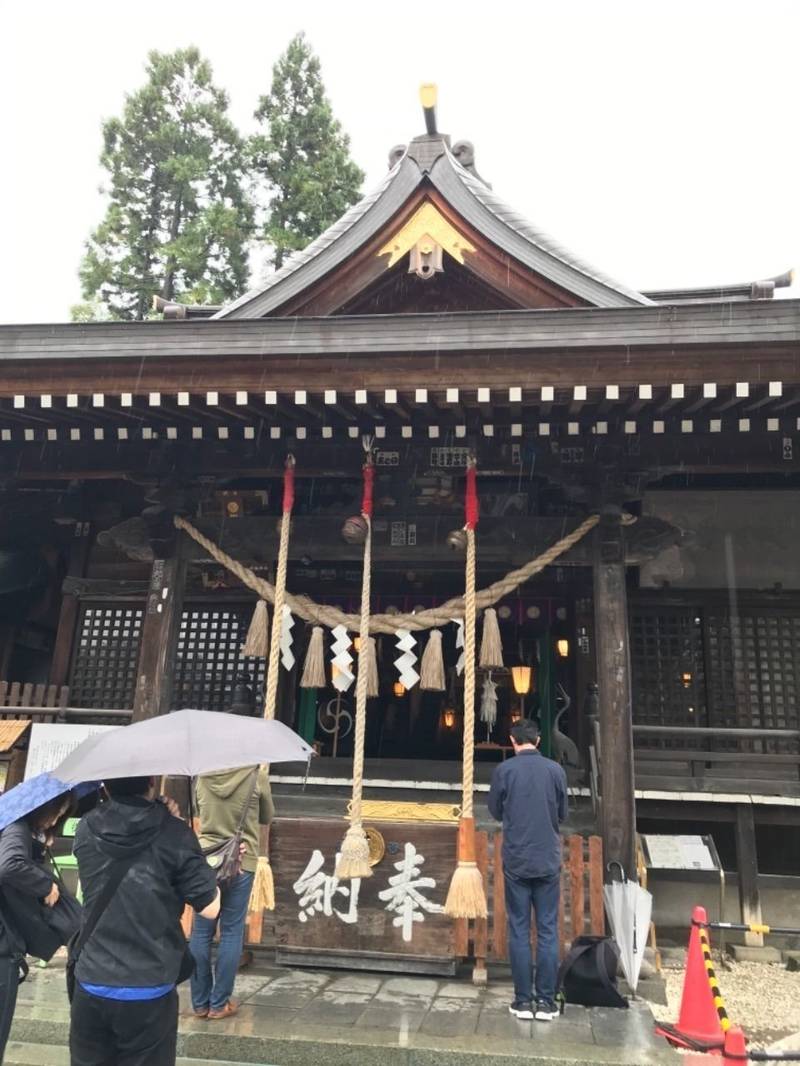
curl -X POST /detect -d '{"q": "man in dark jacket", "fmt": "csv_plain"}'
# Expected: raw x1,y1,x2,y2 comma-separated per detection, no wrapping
488,719,567,1022
71,776,220,1066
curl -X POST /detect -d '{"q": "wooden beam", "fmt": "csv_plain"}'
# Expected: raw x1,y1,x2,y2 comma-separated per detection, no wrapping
132,535,187,722
734,804,764,947
593,511,636,879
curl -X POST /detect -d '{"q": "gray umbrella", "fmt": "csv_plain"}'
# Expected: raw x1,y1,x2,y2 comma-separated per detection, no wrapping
603,860,653,994
53,709,313,784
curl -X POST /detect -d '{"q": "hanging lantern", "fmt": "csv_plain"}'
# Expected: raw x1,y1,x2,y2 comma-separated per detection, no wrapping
511,665,532,722
556,638,570,659
511,666,532,695
393,681,406,698
443,707,456,729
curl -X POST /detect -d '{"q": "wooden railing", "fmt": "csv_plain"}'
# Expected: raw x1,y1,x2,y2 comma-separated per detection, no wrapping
0,684,132,726
0,681,70,721
591,719,800,800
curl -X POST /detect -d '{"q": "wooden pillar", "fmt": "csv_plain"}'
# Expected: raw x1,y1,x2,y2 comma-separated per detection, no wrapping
593,510,636,879
0,624,15,679
49,522,92,688
573,595,597,762
132,536,187,723
735,804,764,946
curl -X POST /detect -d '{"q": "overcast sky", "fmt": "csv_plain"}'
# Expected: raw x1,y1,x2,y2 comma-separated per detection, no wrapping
2,0,799,323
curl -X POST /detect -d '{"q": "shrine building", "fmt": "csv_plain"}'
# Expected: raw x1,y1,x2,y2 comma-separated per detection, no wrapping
1,87,798,969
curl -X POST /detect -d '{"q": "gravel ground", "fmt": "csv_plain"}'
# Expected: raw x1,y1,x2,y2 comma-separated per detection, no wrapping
650,953,800,1046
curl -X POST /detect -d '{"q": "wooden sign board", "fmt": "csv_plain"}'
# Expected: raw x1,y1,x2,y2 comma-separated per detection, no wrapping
24,723,118,780
643,834,718,872
271,817,457,974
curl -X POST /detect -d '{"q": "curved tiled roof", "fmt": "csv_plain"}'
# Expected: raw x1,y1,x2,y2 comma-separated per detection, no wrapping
216,136,650,318
433,150,651,307
214,156,419,319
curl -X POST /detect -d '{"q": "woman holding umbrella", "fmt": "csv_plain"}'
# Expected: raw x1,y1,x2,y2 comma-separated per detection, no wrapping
0,790,73,1062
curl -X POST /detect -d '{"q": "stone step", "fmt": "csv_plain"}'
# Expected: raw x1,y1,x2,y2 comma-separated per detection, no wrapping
4,1044,263,1066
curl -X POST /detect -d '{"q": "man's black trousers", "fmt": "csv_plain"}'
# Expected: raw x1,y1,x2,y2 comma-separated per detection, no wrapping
69,985,178,1066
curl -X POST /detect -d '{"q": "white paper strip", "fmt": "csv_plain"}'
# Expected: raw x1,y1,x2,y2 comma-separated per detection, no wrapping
280,605,295,671
394,629,419,689
331,624,355,692
452,618,466,676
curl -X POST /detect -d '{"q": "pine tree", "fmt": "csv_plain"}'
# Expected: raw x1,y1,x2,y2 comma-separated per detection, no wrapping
77,48,253,320
251,34,364,270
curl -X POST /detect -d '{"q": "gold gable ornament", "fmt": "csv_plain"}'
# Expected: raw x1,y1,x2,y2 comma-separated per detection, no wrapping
378,202,476,280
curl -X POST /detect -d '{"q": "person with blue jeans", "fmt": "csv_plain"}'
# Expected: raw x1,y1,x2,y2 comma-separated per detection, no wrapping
488,718,568,1022
191,764,273,1020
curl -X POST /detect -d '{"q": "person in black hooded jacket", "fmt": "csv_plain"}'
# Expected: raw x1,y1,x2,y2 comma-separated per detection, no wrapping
70,776,219,1066
0,794,71,1064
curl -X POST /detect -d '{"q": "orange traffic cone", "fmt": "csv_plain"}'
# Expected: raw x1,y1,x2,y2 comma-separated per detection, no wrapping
655,906,726,1051
722,1026,748,1064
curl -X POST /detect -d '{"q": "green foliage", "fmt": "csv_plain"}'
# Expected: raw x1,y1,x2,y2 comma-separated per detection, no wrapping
251,33,364,269
79,47,253,320
69,299,111,323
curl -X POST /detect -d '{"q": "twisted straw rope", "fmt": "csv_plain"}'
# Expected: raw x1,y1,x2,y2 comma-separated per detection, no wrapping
349,514,372,828
263,502,291,720
462,526,477,819
174,512,629,634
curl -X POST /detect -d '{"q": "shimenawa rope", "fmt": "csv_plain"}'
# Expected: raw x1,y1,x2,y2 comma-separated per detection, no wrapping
173,512,633,634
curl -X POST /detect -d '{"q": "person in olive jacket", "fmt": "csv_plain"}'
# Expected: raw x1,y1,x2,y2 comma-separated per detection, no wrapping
190,765,273,1020
0,794,70,1063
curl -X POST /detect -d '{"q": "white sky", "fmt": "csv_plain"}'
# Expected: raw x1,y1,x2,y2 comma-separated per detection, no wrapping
1,0,799,323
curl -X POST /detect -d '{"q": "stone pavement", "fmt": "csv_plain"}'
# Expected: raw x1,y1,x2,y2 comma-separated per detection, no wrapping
8,958,679,1066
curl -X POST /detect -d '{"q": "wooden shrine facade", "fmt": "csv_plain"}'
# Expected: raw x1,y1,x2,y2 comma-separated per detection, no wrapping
2,93,799,912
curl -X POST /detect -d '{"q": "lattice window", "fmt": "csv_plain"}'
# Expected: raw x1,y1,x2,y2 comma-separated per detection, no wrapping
630,607,706,739
172,605,267,712
705,609,800,744
69,604,144,709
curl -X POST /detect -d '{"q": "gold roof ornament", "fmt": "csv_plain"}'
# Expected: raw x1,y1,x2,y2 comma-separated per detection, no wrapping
419,83,438,133
377,202,476,270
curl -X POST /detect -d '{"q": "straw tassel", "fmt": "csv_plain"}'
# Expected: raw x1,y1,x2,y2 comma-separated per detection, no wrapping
364,636,379,698
444,816,486,918
300,625,326,688
242,600,269,658
479,607,504,669
420,629,446,691
336,823,371,880
248,854,275,913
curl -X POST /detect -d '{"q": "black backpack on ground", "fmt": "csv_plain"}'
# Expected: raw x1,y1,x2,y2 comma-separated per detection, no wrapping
557,935,629,1010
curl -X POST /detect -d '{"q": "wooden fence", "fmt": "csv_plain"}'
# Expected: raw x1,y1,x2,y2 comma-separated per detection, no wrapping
0,682,70,721
455,830,605,982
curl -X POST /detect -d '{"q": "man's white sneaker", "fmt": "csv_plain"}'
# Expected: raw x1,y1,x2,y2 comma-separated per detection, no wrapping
509,1002,534,1020
534,1003,559,1022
